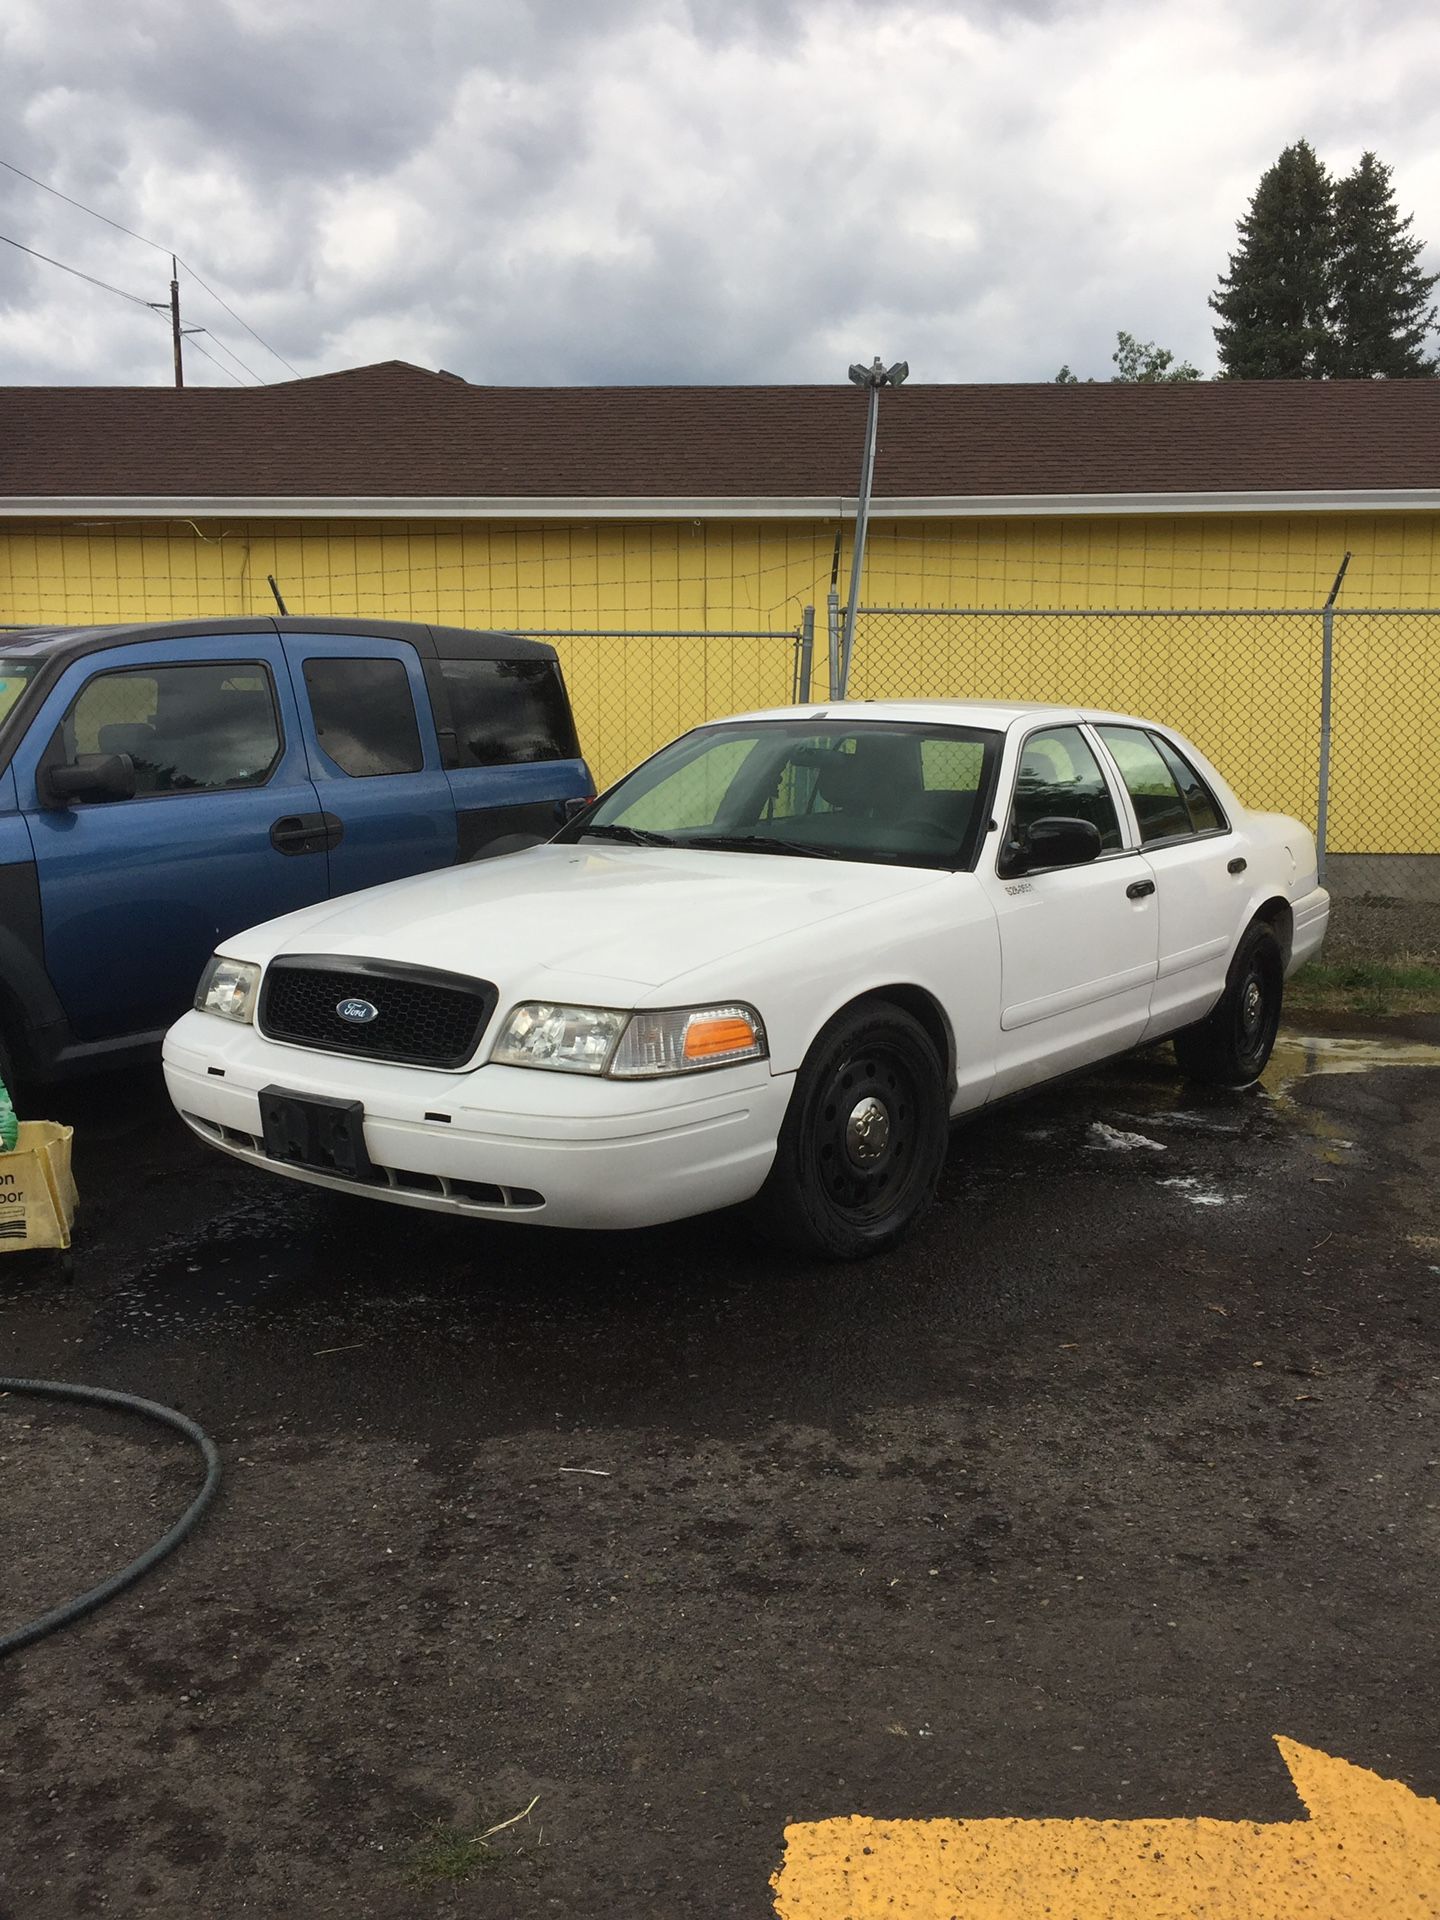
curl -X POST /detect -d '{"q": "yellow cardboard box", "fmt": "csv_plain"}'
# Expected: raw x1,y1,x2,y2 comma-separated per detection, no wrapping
0,1122,78,1252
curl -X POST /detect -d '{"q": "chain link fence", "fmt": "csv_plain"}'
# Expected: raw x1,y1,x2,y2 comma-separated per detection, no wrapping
523,626,807,791
841,606,1440,885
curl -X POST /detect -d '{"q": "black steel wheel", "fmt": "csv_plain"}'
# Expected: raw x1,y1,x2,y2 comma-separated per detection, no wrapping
751,1002,948,1260
1174,919,1285,1087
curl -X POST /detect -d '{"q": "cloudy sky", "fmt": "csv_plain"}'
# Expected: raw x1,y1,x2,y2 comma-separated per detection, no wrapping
2,0,1437,389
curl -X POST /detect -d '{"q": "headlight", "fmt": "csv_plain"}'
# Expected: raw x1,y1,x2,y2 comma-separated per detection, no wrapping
491,1003,631,1074
195,955,261,1023
492,1001,767,1077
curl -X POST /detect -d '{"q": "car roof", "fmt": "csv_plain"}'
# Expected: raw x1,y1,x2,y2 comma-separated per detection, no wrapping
0,617,558,663
706,697,1154,732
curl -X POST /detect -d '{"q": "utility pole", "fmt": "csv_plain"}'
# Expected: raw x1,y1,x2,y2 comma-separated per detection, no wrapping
837,356,908,699
149,256,191,387
169,256,183,388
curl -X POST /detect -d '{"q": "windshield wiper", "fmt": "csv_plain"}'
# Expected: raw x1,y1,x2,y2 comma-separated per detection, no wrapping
579,823,677,847
676,833,853,861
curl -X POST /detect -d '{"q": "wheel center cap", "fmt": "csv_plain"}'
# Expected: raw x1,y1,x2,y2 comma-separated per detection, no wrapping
846,1095,891,1165
1243,978,1263,1028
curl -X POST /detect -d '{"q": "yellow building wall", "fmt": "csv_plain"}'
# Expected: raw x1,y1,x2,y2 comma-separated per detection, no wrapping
2,511,1438,850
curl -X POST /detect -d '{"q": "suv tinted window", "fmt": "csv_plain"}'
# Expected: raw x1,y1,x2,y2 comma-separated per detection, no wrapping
1011,725,1122,851
439,658,578,766
62,663,281,796
303,657,422,776
1097,726,1195,842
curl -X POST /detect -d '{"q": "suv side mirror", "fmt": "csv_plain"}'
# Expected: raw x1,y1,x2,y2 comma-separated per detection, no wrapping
561,795,594,822
1005,815,1102,874
40,753,138,809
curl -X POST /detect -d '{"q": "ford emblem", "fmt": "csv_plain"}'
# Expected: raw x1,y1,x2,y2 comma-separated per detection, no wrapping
336,997,379,1025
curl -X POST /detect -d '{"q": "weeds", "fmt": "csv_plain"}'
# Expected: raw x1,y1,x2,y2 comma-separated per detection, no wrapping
1287,955,1440,1016
405,1796,541,1888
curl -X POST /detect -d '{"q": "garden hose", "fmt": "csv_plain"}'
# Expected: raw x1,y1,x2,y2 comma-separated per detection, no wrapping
0,1377,221,1658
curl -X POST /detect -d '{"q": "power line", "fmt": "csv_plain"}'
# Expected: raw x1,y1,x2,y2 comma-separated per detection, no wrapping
0,154,301,377
2,229,257,385
0,229,153,308
191,328,265,385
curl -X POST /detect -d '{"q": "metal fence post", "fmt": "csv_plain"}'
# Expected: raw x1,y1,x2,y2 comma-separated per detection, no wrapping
1315,553,1348,885
826,591,841,699
1316,606,1333,884
797,606,815,703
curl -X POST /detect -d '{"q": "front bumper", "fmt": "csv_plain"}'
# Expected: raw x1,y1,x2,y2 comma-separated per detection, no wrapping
163,1010,793,1230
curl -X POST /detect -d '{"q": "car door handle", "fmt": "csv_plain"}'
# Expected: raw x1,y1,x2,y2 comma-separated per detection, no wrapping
1228,856,1248,874
1126,879,1156,900
271,812,344,856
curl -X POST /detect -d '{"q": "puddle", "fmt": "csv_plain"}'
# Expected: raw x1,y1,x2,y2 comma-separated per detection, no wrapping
1263,1031,1440,1097
1259,1030,1440,1163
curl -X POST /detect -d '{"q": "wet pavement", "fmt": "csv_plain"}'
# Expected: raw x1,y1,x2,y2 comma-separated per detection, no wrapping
2,1019,1439,1916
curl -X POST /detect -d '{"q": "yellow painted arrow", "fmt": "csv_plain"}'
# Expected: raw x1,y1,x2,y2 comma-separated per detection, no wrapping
771,1738,1440,1919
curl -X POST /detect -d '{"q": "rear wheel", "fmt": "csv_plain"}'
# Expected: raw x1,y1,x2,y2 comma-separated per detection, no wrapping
1174,920,1284,1087
750,1003,948,1261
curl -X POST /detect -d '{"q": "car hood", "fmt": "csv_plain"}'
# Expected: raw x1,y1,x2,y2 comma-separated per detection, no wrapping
228,843,950,997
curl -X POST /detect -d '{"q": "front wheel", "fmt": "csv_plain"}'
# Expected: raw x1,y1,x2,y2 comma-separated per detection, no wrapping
749,1003,949,1261
1173,920,1284,1087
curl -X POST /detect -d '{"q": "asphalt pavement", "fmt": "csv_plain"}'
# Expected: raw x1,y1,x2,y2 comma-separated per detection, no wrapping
2,1018,1439,1917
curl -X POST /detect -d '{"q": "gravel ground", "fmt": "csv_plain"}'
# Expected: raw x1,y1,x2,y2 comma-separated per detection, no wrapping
2,1022,1439,1917
1325,894,1440,964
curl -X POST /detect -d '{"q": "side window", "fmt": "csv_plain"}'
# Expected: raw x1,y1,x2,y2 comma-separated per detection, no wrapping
1009,725,1122,852
439,658,579,766
302,657,423,777
1096,726,1194,843
1151,734,1225,834
61,662,282,797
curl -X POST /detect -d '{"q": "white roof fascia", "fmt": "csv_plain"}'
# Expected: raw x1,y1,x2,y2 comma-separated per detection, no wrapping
2,488,1438,520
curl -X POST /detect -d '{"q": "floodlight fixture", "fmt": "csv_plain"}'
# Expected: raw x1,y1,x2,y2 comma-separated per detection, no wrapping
885,360,909,386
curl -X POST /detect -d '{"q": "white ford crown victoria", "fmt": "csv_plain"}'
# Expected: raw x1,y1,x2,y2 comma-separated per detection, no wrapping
164,701,1329,1258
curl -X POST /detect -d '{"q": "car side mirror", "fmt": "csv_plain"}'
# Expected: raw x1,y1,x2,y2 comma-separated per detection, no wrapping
1005,815,1102,874
561,795,594,822
40,752,138,809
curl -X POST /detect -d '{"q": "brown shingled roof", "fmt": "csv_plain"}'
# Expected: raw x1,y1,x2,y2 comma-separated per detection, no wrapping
2,360,1437,500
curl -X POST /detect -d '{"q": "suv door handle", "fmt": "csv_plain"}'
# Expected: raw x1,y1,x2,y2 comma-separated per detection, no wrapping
1228,856,1248,874
271,811,344,856
1126,879,1156,900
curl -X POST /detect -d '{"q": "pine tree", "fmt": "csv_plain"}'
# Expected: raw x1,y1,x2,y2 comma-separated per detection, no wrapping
1210,141,1334,378
1326,152,1438,377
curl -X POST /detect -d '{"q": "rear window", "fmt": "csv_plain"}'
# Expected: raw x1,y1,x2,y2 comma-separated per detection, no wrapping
440,658,579,767
0,660,36,727
302,657,423,777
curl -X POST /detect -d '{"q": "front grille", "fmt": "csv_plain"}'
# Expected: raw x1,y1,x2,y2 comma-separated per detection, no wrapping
258,956,497,1069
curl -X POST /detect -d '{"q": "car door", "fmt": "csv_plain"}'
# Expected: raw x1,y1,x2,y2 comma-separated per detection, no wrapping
278,632,458,896
15,635,330,1042
1090,722,1242,1039
977,720,1159,1098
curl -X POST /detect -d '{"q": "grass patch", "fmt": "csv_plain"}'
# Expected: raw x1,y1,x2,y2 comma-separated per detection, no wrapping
405,1796,541,1889
1287,955,1440,1017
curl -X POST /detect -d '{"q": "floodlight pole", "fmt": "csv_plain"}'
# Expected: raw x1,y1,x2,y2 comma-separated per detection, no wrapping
837,355,907,699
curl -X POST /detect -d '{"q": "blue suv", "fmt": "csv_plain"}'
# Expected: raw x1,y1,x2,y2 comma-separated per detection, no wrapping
0,618,592,1086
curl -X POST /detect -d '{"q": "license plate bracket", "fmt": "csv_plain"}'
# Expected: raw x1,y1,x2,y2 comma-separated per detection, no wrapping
258,1086,376,1181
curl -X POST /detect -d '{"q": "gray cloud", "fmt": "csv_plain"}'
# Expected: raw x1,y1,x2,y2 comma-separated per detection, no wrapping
1,0,1437,389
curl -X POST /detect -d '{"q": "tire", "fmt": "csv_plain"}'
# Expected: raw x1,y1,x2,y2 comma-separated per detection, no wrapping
749,1002,949,1261
1174,919,1285,1087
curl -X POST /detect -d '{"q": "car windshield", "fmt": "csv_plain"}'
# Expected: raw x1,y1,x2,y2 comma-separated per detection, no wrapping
573,720,1002,869
0,660,36,728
